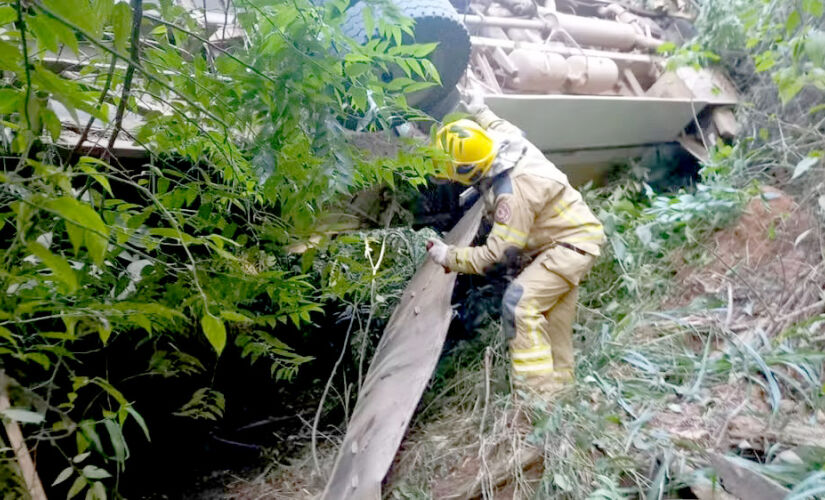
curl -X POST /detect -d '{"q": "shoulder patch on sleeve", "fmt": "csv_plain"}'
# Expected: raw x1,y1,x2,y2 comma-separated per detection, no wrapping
494,199,512,223
492,172,513,197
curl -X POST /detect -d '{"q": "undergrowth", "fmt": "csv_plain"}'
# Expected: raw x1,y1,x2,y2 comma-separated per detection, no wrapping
381,147,825,498
238,0,825,497
379,0,825,495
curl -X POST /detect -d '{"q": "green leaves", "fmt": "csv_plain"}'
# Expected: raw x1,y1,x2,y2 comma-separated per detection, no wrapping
67,476,87,499
64,466,108,499
98,321,112,344
805,29,825,67
102,419,128,463
792,155,820,180
0,6,16,26
31,66,103,119
754,50,776,72
0,39,22,72
773,67,806,103
82,465,112,480
0,408,46,424
126,406,150,442
201,314,226,355
362,6,375,38
0,88,23,114
41,0,100,40
28,13,79,54
656,41,677,54
77,157,114,196
111,1,132,52
173,387,225,420
28,11,79,55
692,1,824,107
803,0,824,17
786,10,801,37
52,466,74,486
26,240,79,293
44,197,110,266
88,481,107,500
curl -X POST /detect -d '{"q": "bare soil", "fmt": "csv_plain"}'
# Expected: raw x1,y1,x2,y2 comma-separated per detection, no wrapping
670,186,820,311
644,186,825,492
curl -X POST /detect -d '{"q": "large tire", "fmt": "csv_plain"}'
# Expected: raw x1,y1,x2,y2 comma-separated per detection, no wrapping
340,0,471,116
421,86,461,121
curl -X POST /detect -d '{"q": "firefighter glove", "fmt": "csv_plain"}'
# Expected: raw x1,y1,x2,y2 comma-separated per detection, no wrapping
426,238,449,266
461,86,486,116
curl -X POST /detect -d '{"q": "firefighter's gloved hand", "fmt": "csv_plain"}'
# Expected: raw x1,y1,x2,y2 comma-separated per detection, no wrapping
426,238,449,267
460,86,486,116
501,0,536,16
510,0,536,16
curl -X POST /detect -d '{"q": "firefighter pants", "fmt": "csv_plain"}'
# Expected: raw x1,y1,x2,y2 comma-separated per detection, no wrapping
501,244,596,394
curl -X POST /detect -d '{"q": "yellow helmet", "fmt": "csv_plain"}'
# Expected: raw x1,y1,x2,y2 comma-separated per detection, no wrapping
433,119,496,185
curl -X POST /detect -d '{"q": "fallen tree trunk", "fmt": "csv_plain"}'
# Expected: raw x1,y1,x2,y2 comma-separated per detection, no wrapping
726,415,825,448
321,202,483,500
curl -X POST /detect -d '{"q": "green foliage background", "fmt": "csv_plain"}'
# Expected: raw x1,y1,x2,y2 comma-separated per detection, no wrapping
0,0,443,496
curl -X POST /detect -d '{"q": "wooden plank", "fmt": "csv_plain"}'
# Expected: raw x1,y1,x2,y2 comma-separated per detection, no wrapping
726,416,825,449
708,453,790,500
321,202,483,500
677,135,709,163
645,68,739,106
0,374,48,500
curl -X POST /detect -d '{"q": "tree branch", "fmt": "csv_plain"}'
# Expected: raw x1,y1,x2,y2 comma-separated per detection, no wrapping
15,0,33,135
33,1,231,131
104,0,143,162
312,312,356,473
70,55,118,162
142,13,282,88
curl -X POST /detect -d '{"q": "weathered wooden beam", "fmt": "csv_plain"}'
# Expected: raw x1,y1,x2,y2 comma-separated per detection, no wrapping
321,201,483,500
708,453,790,500
726,416,825,449
0,374,48,500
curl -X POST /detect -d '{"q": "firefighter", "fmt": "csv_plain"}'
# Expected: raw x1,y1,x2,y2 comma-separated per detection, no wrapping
426,98,605,400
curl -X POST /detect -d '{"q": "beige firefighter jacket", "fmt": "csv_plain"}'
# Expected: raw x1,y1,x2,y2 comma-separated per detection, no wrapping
444,107,605,275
